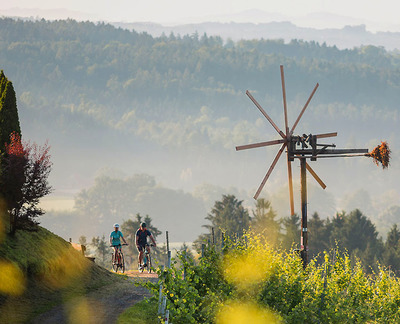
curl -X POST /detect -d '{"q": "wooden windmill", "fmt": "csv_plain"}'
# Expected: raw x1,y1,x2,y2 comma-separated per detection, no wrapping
236,65,372,267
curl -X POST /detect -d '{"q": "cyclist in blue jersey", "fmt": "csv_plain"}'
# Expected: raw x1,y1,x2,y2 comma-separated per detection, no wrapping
136,222,156,269
110,223,128,262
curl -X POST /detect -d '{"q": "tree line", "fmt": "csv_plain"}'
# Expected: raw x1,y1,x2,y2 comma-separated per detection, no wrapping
197,195,400,274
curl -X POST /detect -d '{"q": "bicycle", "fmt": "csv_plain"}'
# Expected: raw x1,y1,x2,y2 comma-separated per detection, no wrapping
139,243,154,274
111,243,127,273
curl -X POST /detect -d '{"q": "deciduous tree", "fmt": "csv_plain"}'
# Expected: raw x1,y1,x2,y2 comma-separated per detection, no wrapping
91,234,108,267
2,132,52,233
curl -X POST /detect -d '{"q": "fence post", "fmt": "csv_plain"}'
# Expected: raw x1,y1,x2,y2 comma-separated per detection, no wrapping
166,231,170,259
201,243,205,258
165,310,170,324
167,250,171,268
158,265,164,315
159,230,172,318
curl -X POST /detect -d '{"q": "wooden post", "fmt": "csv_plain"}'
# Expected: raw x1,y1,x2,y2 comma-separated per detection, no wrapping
300,158,308,269
158,265,165,315
201,243,205,258
166,231,169,253
165,310,170,324
167,250,171,268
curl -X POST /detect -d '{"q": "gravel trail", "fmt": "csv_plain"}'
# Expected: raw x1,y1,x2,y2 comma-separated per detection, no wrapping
32,276,158,324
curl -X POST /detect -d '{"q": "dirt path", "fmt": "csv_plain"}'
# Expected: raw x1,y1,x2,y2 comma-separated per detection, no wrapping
32,275,158,324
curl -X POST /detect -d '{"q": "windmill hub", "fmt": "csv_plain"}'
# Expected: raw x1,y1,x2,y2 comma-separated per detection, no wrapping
288,134,337,162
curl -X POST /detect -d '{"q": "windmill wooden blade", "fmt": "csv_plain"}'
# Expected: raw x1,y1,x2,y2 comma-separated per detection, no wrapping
315,132,338,139
236,139,285,151
246,90,286,139
254,143,286,200
280,65,289,135
305,163,326,189
290,83,319,136
287,153,295,216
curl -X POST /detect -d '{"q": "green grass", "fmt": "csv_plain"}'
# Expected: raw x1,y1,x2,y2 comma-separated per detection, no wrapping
117,298,159,324
0,226,123,322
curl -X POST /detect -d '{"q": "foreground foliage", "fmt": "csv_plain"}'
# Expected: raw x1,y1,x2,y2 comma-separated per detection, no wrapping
146,233,400,323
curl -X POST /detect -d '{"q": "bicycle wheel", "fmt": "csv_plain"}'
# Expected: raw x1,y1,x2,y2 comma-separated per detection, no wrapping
120,252,125,273
139,254,145,273
139,253,147,272
147,254,152,273
112,252,118,272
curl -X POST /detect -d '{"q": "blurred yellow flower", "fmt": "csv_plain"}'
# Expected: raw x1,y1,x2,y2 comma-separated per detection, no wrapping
216,301,280,324
0,261,25,295
224,248,275,291
66,297,103,324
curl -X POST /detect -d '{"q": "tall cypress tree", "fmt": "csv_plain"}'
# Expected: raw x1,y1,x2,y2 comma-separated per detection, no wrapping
0,71,22,234
0,70,21,149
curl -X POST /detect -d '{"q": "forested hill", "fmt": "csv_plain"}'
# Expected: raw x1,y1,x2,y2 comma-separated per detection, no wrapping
2,17,400,122
0,18,399,231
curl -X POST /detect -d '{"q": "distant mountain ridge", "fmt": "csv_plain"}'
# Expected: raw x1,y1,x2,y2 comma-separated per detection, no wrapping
113,21,400,51
2,7,400,50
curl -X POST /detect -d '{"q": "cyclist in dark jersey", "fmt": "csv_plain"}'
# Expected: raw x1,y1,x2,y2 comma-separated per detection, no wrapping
136,222,157,269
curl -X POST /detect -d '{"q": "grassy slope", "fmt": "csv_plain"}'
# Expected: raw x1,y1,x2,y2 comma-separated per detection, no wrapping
117,299,159,324
0,226,123,323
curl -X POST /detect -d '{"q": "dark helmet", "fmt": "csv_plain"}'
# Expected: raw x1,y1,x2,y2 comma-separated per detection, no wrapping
141,222,147,228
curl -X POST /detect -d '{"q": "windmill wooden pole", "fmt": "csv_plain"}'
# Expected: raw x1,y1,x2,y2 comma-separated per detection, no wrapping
300,157,308,268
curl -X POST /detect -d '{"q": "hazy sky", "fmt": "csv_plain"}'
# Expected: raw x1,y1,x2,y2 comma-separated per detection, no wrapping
2,0,400,29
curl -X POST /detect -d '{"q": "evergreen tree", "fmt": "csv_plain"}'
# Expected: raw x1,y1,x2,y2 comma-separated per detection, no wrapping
329,209,382,272
386,224,400,249
195,195,250,249
281,214,301,250
308,212,330,259
251,198,280,245
0,70,21,149
329,212,346,247
343,209,379,253
382,224,400,274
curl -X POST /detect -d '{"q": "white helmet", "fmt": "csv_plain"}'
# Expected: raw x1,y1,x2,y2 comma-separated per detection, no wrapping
113,223,120,228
